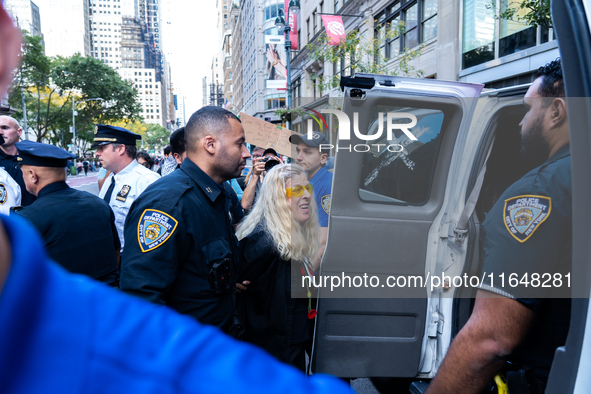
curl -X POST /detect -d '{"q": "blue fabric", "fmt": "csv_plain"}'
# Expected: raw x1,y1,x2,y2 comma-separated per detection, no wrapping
0,214,352,394
229,178,243,200
309,166,333,227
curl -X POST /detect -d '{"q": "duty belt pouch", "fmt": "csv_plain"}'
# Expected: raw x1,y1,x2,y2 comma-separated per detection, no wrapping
506,369,546,394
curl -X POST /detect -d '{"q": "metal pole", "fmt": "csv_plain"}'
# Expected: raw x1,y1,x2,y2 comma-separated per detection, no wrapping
72,96,76,165
21,86,28,140
285,9,292,130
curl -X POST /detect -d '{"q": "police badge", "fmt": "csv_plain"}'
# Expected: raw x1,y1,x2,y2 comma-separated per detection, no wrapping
321,194,331,214
503,195,552,243
116,185,131,202
138,209,178,252
0,183,6,205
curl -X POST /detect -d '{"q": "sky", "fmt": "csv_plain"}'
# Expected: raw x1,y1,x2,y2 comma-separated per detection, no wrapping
163,0,219,118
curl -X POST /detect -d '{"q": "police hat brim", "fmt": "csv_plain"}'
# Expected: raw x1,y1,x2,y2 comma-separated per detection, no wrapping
90,140,114,149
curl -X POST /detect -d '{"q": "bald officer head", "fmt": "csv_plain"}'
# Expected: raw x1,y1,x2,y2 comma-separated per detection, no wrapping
15,141,77,196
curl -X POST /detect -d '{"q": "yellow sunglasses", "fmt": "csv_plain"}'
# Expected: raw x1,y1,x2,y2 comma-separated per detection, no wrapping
285,184,313,197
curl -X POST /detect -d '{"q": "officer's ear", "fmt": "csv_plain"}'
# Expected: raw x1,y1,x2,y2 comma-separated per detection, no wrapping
549,97,568,128
203,135,216,155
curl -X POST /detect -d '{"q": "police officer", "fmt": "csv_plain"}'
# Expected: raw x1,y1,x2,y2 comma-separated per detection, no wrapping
120,106,250,330
12,141,120,286
425,60,570,394
93,124,160,248
0,115,35,206
290,131,332,270
0,132,21,215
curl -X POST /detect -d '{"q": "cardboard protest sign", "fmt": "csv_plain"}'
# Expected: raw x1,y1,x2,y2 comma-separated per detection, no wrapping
239,112,294,158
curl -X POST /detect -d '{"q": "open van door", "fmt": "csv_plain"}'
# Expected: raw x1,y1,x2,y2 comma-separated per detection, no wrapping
546,1,591,393
313,74,483,378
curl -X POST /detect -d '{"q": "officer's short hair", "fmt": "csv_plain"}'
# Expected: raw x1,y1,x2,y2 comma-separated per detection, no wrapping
113,143,137,160
170,127,186,155
185,106,241,151
535,59,564,100
0,115,21,129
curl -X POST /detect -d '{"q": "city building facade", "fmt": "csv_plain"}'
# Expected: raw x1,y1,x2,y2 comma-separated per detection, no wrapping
34,0,90,57
227,0,557,135
119,67,165,126
4,0,44,42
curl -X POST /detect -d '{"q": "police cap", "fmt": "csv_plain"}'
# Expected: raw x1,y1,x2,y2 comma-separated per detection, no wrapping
289,131,329,148
15,141,77,168
91,124,141,148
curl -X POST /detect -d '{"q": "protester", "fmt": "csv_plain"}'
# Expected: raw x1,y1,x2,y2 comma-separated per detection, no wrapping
236,164,319,371
170,127,186,167
241,147,283,211
159,145,177,176
136,151,154,170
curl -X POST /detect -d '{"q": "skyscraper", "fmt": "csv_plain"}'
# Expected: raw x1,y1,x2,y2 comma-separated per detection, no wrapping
4,0,44,43
85,0,170,128
34,0,90,57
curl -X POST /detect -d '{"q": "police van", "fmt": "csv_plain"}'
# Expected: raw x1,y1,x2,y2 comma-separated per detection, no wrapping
312,1,591,392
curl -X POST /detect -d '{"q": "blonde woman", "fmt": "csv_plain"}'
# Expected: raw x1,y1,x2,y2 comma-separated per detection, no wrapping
237,163,319,371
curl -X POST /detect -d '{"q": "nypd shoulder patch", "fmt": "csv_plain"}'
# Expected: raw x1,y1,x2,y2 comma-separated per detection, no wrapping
321,194,331,215
0,183,6,205
138,209,178,252
503,195,551,243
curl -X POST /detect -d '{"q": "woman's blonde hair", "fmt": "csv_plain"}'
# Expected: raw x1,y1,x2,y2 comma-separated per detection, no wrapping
236,163,319,263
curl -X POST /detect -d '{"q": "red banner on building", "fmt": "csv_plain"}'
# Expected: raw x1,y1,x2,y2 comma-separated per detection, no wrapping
321,15,346,45
284,0,298,50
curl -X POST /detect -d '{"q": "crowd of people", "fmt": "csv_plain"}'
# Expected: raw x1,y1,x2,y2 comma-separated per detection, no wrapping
0,3,574,393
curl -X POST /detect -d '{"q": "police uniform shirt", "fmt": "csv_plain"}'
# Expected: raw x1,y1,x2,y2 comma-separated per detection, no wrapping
99,159,160,247
14,181,119,284
0,148,36,206
309,165,333,227
0,168,21,214
478,144,571,376
0,214,351,394
120,158,240,329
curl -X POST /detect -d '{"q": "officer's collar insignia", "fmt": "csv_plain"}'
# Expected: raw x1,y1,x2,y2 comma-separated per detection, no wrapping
321,194,331,215
206,187,212,193
504,195,551,243
0,183,6,204
116,185,131,202
138,209,178,253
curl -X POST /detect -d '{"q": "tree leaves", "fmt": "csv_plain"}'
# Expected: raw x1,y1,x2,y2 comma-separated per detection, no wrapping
8,31,142,148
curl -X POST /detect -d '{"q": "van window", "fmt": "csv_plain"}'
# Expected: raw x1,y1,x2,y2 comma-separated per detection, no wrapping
359,106,445,205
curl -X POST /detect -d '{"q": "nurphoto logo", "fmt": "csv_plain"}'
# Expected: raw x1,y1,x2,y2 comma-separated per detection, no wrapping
304,109,418,153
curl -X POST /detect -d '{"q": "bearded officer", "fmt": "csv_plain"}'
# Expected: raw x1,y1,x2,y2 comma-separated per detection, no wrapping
93,125,160,248
425,60,570,394
12,141,119,286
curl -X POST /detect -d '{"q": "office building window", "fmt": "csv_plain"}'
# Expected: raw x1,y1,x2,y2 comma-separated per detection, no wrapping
374,0,437,60
462,0,554,69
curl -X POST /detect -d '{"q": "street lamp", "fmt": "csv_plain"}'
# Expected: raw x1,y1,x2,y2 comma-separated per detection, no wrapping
72,97,102,162
275,0,300,129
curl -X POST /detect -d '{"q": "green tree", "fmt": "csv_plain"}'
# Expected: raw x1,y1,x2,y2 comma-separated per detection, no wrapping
111,120,170,150
489,0,552,29
305,21,424,94
9,32,141,149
